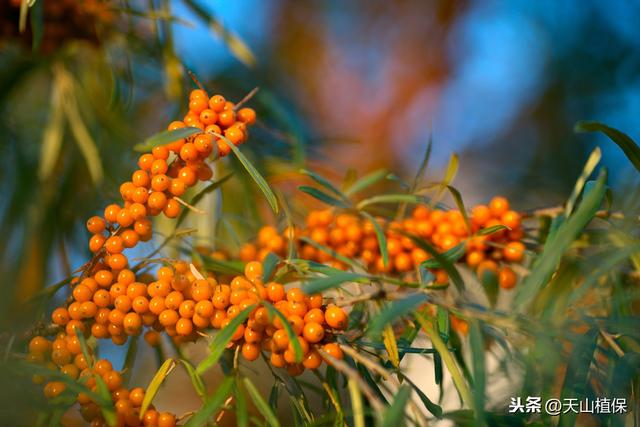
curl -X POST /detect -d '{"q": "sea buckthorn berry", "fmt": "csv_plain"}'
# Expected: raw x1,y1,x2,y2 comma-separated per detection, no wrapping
117,208,134,227
466,250,485,268
208,95,226,112
134,218,152,236
89,233,106,252
237,107,256,125
322,343,343,361
244,261,263,283
139,153,155,171
129,387,145,407
86,216,106,234
179,142,198,162
132,296,149,313
132,170,150,188
163,199,181,218
148,191,168,210
224,125,244,145
93,289,111,307
159,309,179,327
217,110,236,128
303,350,322,369
80,301,98,318
104,204,121,223
325,305,348,330
108,253,128,270
43,381,66,399
241,342,260,361
72,284,92,302
165,291,184,310
194,134,213,154
266,282,285,303
158,412,176,427
499,266,517,289
216,139,231,157
150,158,169,176
144,330,161,347
151,174,170,192
152,145,170,160
190,89,208,101
302,322,325,343
175,317,194,336
189,97,208,114
489,196,510,217
169,179,186,197
132,187,150,204
105,236,124,254
52,308,70,325
120,182,135,201
178,167,197,186
199,109,217,125
286,288,305,303
118,269,136,285
503,241,525,262
120,229,140,248
195,300,214,318
103,371,122,391
29,336,51,354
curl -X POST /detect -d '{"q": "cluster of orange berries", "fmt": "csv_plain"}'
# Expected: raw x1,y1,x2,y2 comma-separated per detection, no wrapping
240,197,526,290
25,90,258,426
26,335,176,427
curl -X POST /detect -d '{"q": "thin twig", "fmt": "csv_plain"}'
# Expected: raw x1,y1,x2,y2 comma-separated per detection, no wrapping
188,70,207,94
233,87,259,112
173,196,206,214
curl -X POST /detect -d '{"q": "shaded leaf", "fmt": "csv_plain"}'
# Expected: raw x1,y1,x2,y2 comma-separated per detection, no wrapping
303,271,363,294
575,121,640,172
357,194,425,210
360,211,388,268
243,378,281,427
299,185,350,208
379,385,411,427
367,293,429,338
184,376,234,427
420,243,466,269
344,169,389,197
181,359,207,400
300,168,346,199
262,301,303,363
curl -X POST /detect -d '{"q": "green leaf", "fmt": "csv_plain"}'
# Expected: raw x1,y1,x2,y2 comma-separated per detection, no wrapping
300,169,347,199
73,326,93,368
382,325,400,368
443,153,459,185
445,186,471,233
262,301,303,363
196,252,245,275
477,224,510,236
344,169,389,197
410,136,433,191
197,305,256,374
379,385,411,427
347,379,365,427
420,243,466,269
134,127,202,152
302,271,363,294
514,170,607,309
575,120,640,172
367,293,429,338
217,133,279,213
94,375,118,427
243,378,281,427
184,376,235,427
180,359,207,400
397,373,443,419
234,378,248,427
139,358,177,418
299,236,362,270
403,232,465,292
469,321,486,426
38,78,65,181
360,211,389,268
565,147,601,217
357,194,424,210
299,185,350,208
261,252,281,282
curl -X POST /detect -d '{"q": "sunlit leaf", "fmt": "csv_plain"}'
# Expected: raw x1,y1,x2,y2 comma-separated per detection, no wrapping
134,127,202,152
344,169,389,197
382,325,400,368
347,379,365,427
565,146,601,216
299,185,350,208
367,293,429,338
139,358,177,418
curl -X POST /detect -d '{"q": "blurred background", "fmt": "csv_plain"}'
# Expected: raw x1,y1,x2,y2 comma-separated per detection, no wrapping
1,0,640,422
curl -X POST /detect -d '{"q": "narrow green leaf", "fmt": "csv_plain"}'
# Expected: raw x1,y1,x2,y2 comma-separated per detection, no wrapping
262,252,281,282
73,327,93,368
397,373,443,418
217,133,279,213
243,378,281,427
195,252,245,275
514,170,607,309
575,120,640,172
235,378,249,427
180,359,207,400
134,127,202,152
357,194,424,210
446,186,471,233
565,147,601,216
443,153,459,185
139,358,177,418
299,186,350,208
300,169,347,199
347,379,365,427
94,376,118,427
367,293,429,338
184,376,234,427
262,301,303,363
197,305,255,374
477,224,510,236
344,169,388,197
299,236,362,271
302,271,363,294
420,243,466,269
360,211,388,268
410,136,433,191
38,79,65,181
379,385,411,427
469,321,486,426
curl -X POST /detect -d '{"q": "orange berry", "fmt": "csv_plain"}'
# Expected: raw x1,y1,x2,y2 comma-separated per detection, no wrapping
29,336,51,354
498,266,517,289
169,179,186,197
466,250,485,268
302,322,325,343
325,306,348,330
489,197,510,217
178,166,197,186
244,261,263,283
189,97,208,114
267,282,285,302
139,153,155,170
199,108,218,125
501,210,521,229
123,312,142,335
147,191,168,210
224,125,244,145
176,318,193,336
104,204,121,223
159,309,179,327
237,107,256,125
241,342,260,361
86,216,106,234
105,236,124,254
163,199,181,218
121,229,139,248
322,343,343,360
190,89,208,101
152,145,169,160
43,381,66,398
179,142,199,162
89,233,106,252
208,95,226,112
286,288,305,303
302,350,322,369
108,254,128,270
503,241,525,262
217,110,236,128
134,218,153,236
72,284,93,302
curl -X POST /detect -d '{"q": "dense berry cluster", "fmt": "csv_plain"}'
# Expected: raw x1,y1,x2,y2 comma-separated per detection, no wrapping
25,90,259,426
240,196,526,289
